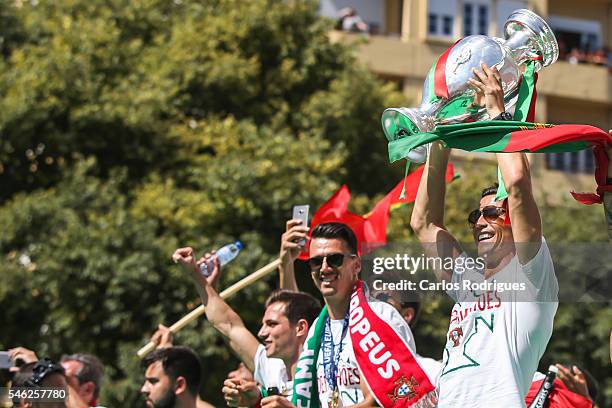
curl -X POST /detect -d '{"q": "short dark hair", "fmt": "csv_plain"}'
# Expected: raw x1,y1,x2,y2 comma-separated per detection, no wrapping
481,183,498,198
141,347,201,396
60,353,104,399
311,222,358,255
265,289,321,327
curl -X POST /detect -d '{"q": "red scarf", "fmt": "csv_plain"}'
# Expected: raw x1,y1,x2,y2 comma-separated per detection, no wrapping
525,378,592,408
349,281,437,407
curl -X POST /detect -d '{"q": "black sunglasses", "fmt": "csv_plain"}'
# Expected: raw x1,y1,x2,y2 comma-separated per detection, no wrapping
468,206,506,226
308,253,356,271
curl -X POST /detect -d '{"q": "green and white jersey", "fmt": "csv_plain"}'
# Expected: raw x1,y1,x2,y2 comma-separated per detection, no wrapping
438,238,558,408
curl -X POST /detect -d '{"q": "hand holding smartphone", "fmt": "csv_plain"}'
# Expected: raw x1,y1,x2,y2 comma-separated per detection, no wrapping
0,351,13,370
292,205,309,247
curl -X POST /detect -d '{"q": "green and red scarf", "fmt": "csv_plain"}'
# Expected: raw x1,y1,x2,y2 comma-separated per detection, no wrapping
291,281,437,408
388,119,612,204
388,55,612,204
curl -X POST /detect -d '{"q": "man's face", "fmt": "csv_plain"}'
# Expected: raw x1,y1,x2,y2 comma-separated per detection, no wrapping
309,238,360,301
61,360,93,405
257,302,296,360
141,361,176,408
471,195,513,256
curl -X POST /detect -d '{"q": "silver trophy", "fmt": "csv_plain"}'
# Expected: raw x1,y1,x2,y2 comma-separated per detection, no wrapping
381,9,558,163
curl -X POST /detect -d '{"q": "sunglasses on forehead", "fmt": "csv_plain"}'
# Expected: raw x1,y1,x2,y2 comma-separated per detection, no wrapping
25,358,65,387
308,252,356,271
468,205,506,226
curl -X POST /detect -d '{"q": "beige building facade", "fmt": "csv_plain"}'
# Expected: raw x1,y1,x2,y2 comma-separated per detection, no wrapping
325,0,612,204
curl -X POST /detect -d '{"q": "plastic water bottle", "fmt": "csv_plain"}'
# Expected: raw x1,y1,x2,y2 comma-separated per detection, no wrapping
528,365,558,408
199,241,243,277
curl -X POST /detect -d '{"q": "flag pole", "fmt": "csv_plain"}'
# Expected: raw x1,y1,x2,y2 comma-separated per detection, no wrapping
137,258,281,358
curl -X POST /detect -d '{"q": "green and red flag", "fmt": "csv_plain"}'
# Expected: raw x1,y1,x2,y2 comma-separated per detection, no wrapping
388,120,612,203
389,54,611,204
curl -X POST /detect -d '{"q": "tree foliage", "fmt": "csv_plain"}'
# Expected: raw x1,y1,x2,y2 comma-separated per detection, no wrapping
0,0,609,406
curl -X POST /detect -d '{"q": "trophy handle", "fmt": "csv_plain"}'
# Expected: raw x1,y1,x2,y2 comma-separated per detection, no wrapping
504,9,559,69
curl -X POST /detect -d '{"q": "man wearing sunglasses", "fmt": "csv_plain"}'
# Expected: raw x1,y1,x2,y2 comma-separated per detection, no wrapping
291,222,427,408
11,358,88,408
410,63,558,407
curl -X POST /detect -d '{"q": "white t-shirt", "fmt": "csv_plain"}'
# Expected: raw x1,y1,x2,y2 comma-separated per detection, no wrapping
310,300,416,407
438,238,558,408
253,344,293,399
416,355,443,388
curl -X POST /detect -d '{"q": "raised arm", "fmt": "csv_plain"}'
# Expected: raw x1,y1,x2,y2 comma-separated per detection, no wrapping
410,142,462,282
470,63,541,263
496,152,542,263
278,219,308,291
172,247,260,371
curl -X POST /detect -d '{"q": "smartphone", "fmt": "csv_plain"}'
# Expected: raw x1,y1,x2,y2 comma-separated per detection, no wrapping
0,351,12,370
266,387,280,396
292,205,309,247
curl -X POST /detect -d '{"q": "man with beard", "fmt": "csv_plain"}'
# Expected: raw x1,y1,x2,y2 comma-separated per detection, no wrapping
410,63,558,407
140,347,201,408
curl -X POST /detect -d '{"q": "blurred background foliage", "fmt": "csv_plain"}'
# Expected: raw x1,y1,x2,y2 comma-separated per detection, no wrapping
0,0,609,406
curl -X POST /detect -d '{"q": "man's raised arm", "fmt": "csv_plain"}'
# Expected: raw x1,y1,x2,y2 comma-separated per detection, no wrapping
278,219,308,291
496,152,542,264
172,247,260,371
410,142,462,282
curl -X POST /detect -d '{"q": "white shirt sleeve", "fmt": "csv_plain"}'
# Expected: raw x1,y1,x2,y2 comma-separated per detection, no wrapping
520,237,558,302
253,344,268,386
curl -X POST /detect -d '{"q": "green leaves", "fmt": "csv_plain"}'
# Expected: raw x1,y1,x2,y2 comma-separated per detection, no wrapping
0,0,402,404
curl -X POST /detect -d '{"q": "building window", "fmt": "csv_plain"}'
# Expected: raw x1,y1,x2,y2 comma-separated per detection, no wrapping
428,13,453,37
478,5,488,35
545,151,595,174
463,3,489,36
429,0,457,39
443,16,453,36
464,4,473,36
428,14,438,35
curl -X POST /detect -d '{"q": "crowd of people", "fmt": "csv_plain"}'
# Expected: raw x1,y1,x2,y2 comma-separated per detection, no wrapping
3,66,611,408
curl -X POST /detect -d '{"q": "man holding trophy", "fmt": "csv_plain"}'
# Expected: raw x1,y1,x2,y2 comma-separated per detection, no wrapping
387,9,563,408
409,63,558,406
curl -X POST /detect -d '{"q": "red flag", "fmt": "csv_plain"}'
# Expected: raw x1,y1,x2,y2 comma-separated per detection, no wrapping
297,163,455,260
525,378,592,408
